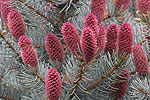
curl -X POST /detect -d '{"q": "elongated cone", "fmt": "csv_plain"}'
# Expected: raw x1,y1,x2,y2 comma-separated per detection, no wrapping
45,33,64,63
91,0,106,24
116,0,131,11
105,24,119,56
111,70,129,100
45,68,62,100
118,23,133,57
84,14,98,40
137,0,150,14
1,0,14,25
133,45,149,77
8,10,26,40
62,22,81,56
81,27,97,62
96,25,106,55
18,36,38,68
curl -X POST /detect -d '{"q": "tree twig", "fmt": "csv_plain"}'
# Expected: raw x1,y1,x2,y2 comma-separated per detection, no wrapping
137,87,150,95
0,94,15,100
86,62,119,91
132,0,136,18
18,0,52,24
70,63,86,98
0,31,20,57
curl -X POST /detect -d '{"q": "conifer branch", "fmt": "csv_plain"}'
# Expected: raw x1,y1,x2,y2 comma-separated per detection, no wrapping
8,66,21,71
29,67,45,84
136,87,150,95
0,75,3,83
70,63,86,98
34,73,45,84
0,31,20,57
86,62,119,91
0,94,15,100
18,0,52,24
34,45,45,48
132,0,136,18
130,70,136,75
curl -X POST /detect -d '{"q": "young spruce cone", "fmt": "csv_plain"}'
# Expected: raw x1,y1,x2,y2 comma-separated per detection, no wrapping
8,10,26,40
81,27,97,62
96,25,106,55
62,22,81,56
118,23,133,57
45,68,62,100
84,13,98,40
1,0,14,25
111,70,129,100
105,24,119,56
91,0,106,24
18,36,38,68
116,0,131,11
45,33,64,63
133,45,150,77
137,0,150,14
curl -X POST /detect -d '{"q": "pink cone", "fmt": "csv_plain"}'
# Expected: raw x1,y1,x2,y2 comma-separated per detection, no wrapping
1,0,14,24
81,27,97,62
45,33,64,63
133,45,149,77
96,25,106,55
45,68,62,100
111,70,129,100
62,22,81,56
8,10,26,40
105,24,119,56
137,0,150,14
91,0,106,24
116,0,131,10
118,23,133,57
84,14,98,39
18,36,38,68
18,35,32,48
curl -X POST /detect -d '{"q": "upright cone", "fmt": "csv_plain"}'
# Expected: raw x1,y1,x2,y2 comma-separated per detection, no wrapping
81,27,97,62
1,0,14,26
62,22,81,56
105,24,118,56
137,0,150,14
91,0,106,24
8,10,26,40
18,36,38,68
45,33,64,63
118,23,133,57
45,68,62,100
96,25,106,55
133,45,149,77
116,0,131,11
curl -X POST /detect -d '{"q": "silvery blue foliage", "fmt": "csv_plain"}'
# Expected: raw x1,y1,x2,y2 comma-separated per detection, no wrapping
0,0,150,100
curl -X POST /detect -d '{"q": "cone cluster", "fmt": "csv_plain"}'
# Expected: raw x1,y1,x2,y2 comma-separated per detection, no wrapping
62,14,106,63
18,36,38,68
